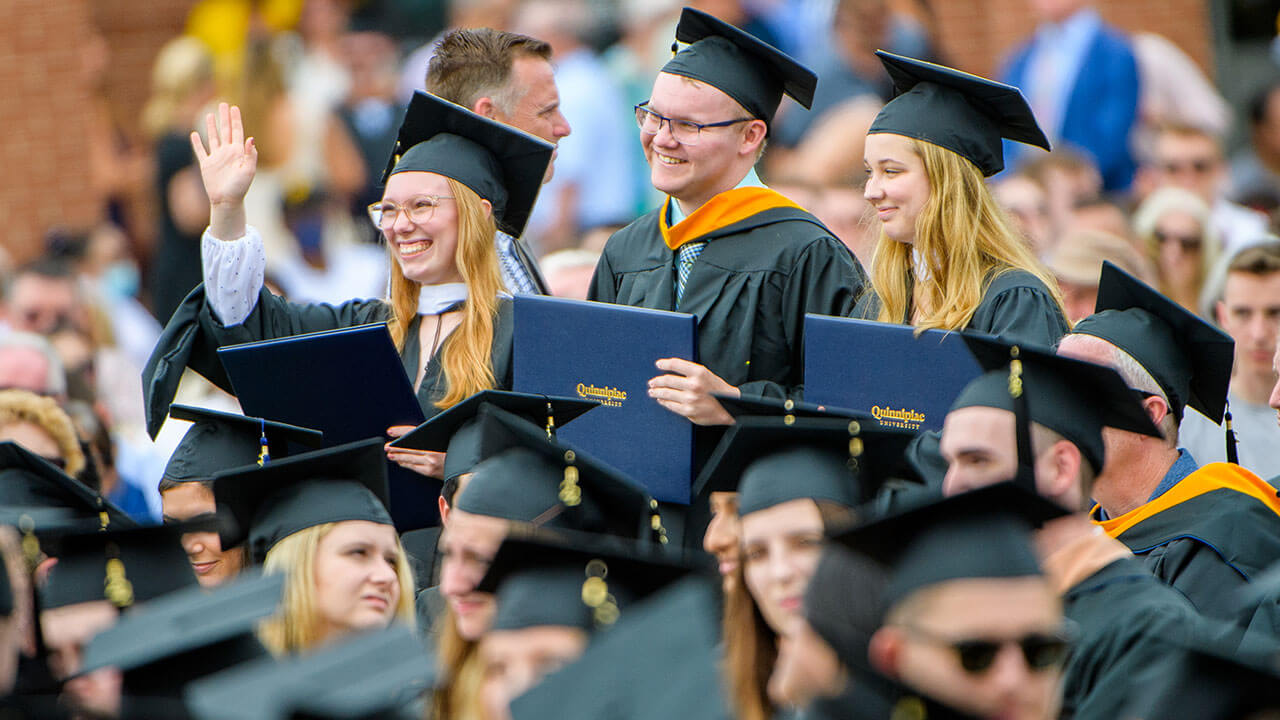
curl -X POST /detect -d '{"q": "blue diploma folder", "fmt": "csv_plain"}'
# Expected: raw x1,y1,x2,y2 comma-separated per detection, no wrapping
216,323,435,530
803,315,982,432
513,295,697,504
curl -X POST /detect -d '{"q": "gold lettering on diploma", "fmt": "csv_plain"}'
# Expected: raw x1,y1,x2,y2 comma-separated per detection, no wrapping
871,405,927,430
576,383,628,408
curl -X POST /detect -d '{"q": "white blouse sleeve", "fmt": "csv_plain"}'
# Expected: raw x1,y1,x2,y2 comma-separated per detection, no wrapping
202,225,266,327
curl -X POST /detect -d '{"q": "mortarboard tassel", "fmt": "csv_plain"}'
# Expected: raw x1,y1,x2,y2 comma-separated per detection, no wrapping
1224,401,1239,466
1008,347,1037,490
103,543,134,609
581,558,619,627
258,418,270,466
544,399,556,439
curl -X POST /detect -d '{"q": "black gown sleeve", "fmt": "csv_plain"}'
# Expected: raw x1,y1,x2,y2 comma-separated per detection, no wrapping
967,272,1069,347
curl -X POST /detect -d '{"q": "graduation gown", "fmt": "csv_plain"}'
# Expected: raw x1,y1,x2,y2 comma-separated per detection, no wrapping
1092,462,1280,629
141,284,514,437
852,269,1068,348
1059,553,1238,719
588,195,866,399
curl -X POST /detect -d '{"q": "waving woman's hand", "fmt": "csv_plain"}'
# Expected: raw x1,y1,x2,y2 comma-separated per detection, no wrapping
190,102,257,240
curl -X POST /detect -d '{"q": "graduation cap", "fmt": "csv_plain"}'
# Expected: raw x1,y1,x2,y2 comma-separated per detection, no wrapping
867,51,1050,177
382,91,554,237
694,416,917,515
0,442,135,530
830,482,1065,610
1071,261,1235,424
952,333,1162,475
660,7,817,126
507,575,730,720
803,543,887,677
163,405,325,485
79,570,279,701
40,522,198,610
184,625,433,720
452,405,663,542
714,393,875,423
211,438,392,563
477,529,697,632
387,390,599,481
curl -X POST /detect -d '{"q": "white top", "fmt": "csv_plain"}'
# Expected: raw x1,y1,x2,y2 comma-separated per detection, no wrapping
1179,389,1280,478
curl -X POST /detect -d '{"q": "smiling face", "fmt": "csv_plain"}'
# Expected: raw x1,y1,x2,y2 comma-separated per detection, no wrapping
161,482,245,587
741,498,826,635
438,509,508,640
641,72,762,212
703,491,742,590
863,133,932,244
490,55,571,183
381,171,465,286
312,521,402,641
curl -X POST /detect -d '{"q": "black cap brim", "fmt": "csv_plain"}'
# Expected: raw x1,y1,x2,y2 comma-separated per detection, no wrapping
0,441,135,529
388,391,599,452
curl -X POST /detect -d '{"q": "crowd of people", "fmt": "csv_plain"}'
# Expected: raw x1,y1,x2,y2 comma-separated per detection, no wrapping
4,0,1280,718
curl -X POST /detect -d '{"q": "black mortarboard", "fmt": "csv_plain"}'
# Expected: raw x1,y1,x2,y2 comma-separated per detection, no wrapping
162,405,324,484
952,334,1162,474
804,543,887,676
0,442,135,529
714,393,875,423
478,530,696,632
695,417,917,515
79,571,280,698
867,51,1050,177
40,523,198,610
507,576,729,720
211,438,393,563
660,7,817,126
184,625,433,720
453,406,662,542
388,391,599,481
831,482,1065,610
382,91,554,237
1071,261,1235,423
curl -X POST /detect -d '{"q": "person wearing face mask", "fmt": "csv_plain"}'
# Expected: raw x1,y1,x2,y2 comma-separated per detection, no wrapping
855,52,1068,347
141,91,553,483
697,417,915,720
212,439,416,656
158,405,323,587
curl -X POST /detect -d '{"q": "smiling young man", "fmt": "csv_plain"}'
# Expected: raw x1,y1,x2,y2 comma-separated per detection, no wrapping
588,8,866,430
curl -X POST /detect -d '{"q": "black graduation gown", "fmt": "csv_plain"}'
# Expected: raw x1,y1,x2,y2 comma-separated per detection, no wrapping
1095,464,1280,632
852,269,1068,348
141,284,514,438
1059,556,1241,720
588,205,866,399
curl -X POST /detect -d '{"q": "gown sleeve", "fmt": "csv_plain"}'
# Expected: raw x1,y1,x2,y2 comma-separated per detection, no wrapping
968,274,1069,347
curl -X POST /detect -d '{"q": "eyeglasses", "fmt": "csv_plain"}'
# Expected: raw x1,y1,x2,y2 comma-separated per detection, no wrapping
900,625,1072,675
1153,229,1203,252
634,103,753,145
367,195,455,230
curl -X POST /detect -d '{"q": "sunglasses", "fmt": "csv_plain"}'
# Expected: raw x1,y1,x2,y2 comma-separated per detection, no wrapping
901,624,1072,675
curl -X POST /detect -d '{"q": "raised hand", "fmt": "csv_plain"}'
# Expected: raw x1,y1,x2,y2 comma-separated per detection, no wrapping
190,102,257,240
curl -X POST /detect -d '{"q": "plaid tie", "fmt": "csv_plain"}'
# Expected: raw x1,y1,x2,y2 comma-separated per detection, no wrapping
674,240,707,305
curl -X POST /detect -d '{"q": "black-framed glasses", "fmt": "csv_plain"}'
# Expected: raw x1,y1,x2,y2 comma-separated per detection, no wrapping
901,624,1072,675
634,102,753,145
367,195,455,230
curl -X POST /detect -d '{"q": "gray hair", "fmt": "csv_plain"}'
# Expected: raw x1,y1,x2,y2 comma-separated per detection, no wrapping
1106,342,1180,446
0,331,67,397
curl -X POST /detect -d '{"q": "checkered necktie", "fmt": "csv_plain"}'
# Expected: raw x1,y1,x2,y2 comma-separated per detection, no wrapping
674,241,707,304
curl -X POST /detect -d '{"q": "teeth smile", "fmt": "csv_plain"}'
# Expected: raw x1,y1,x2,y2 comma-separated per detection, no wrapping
400,240,431,255
657,154,686,165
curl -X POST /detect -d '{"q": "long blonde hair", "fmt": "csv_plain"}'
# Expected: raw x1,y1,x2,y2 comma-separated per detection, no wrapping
257,522,416,655
870,138,1066,331
385,177,503,410
430,605,485,720
141,36,214,140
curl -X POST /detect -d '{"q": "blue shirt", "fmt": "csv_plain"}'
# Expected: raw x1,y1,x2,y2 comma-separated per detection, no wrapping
1148,448,1201,502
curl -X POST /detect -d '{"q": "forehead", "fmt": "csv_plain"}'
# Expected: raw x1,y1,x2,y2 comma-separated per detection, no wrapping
383,171,451,198
11,273,75,301
510,55,557,100
441,509,509,547
1223,270,1280,299
648,72,739,116
322,519,398,546
1155,131,1219,158
941,406,1015,454
914,576,1059,631
863,132,919,162
741,497,822,542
